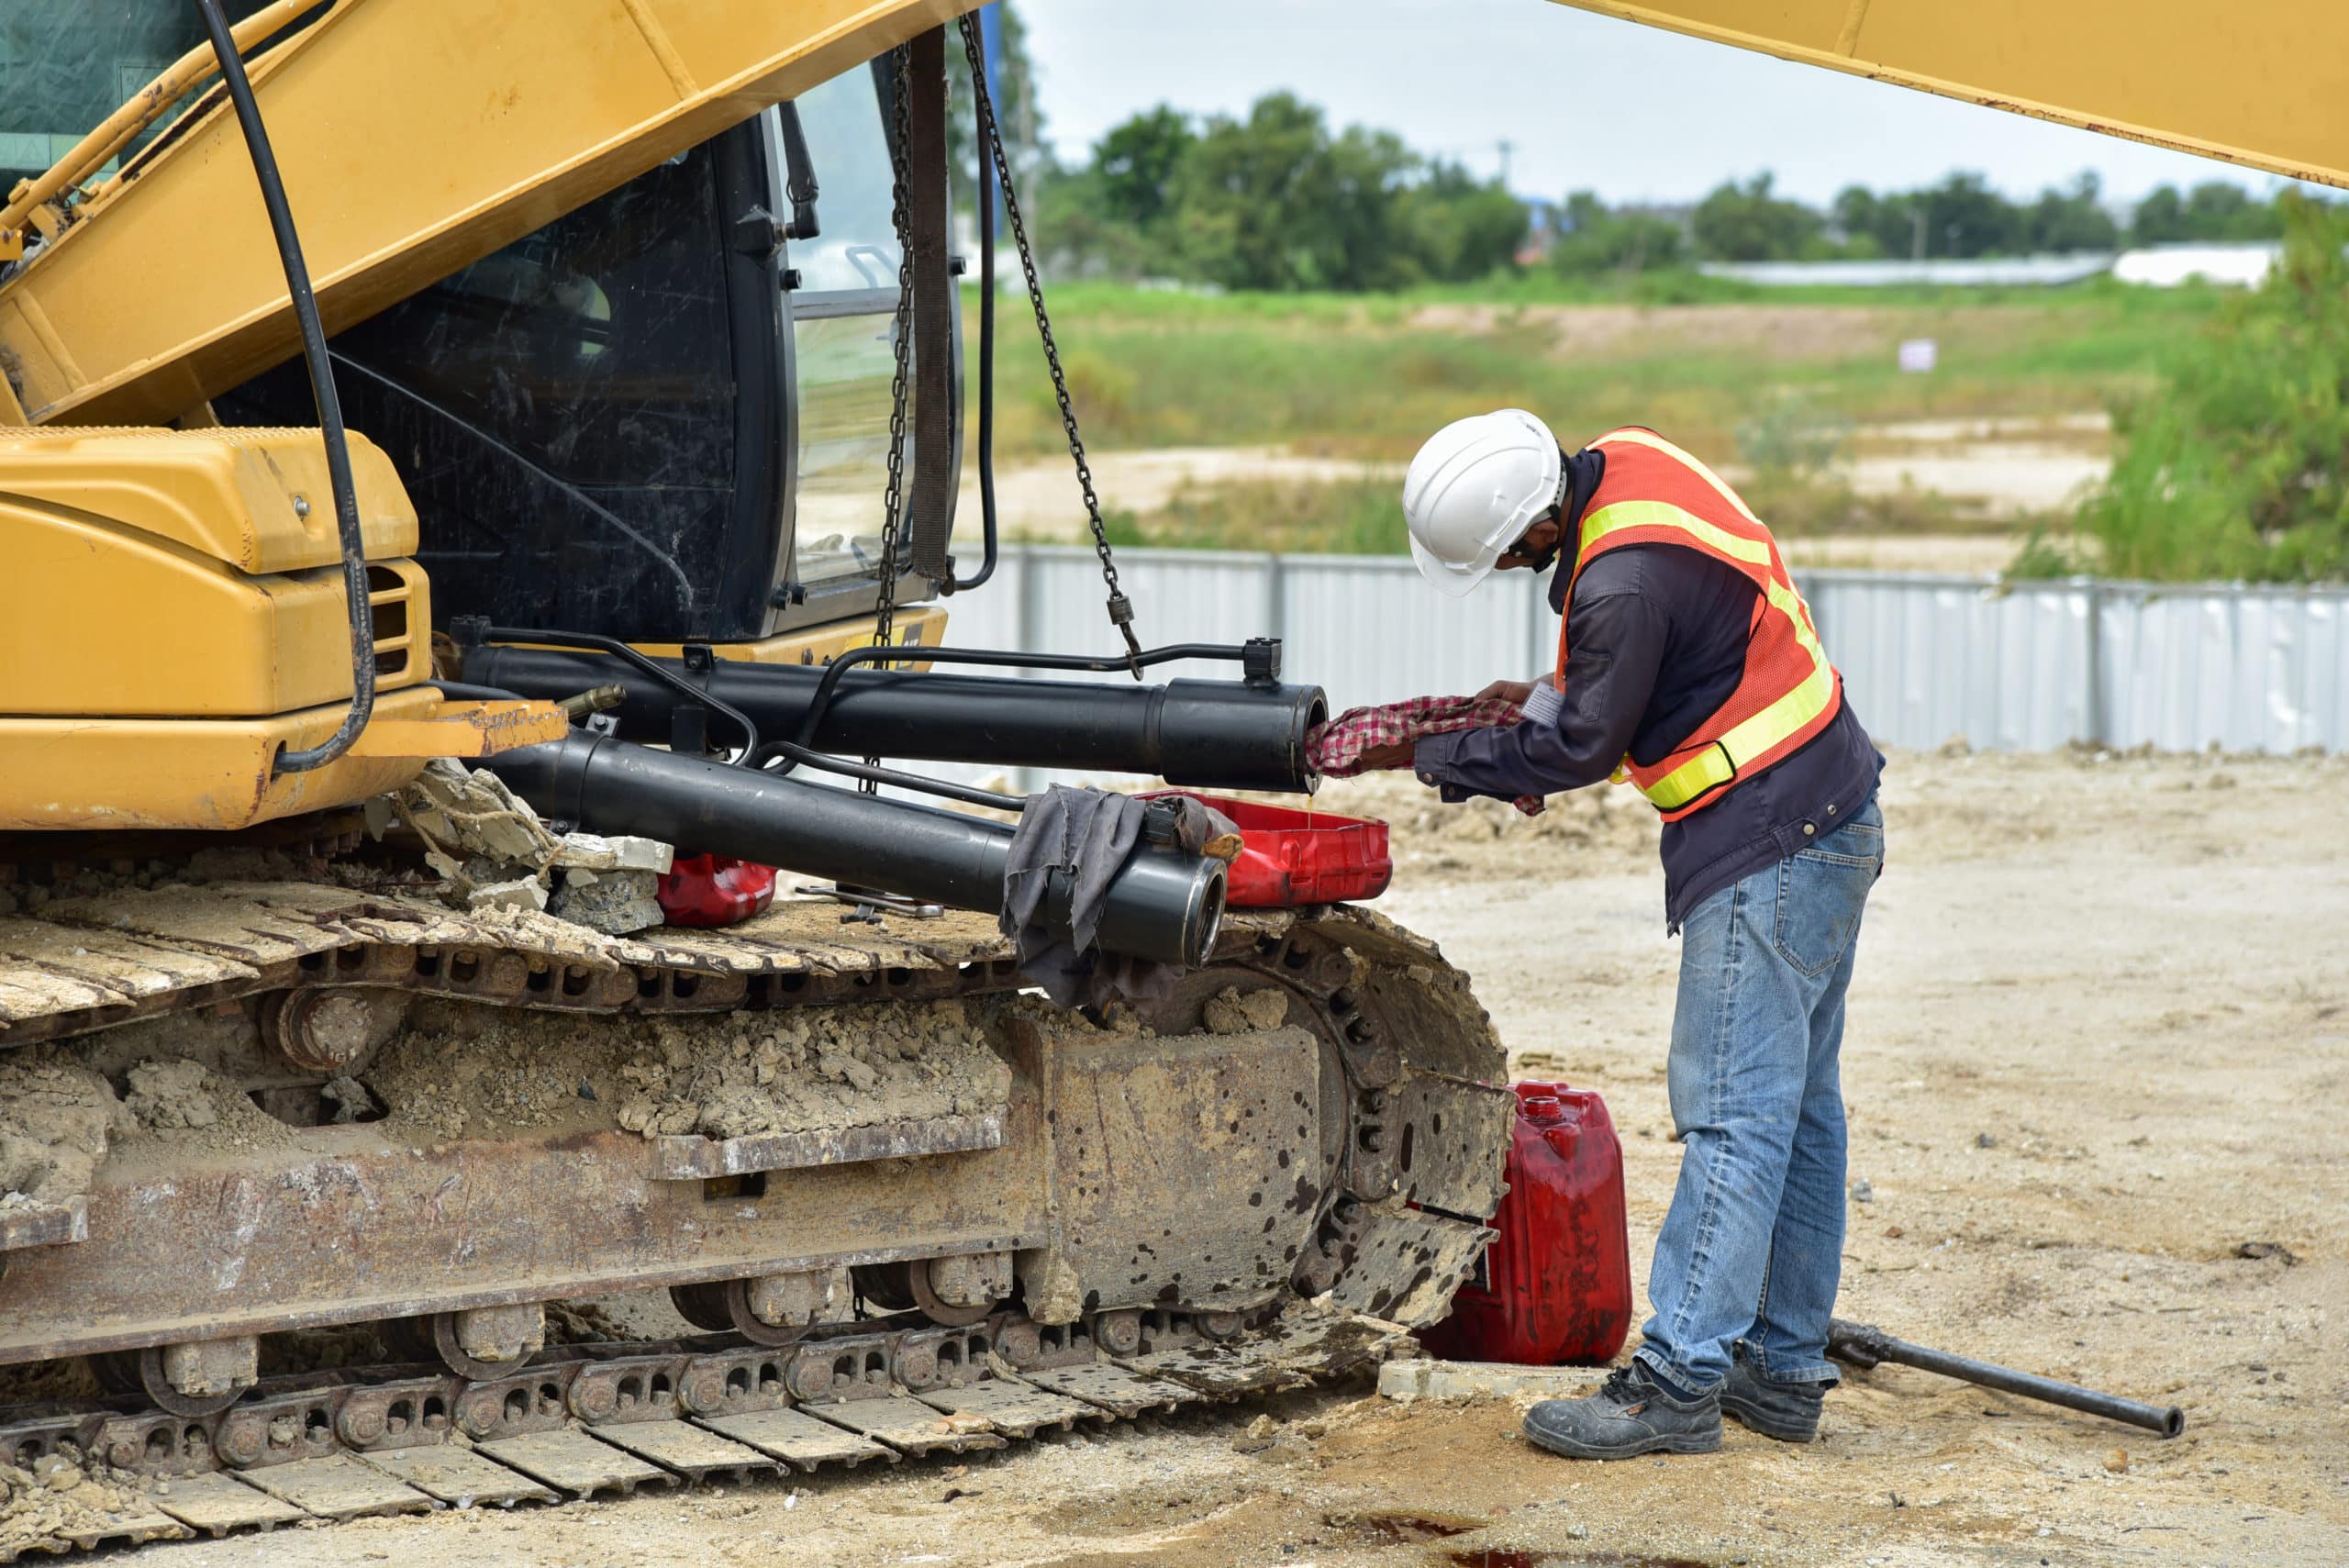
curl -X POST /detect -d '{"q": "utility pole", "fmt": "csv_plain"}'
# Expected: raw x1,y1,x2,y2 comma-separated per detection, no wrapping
1497,139,1514,187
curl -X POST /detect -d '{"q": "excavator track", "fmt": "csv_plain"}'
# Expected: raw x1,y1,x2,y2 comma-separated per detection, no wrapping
0,1303,1408,1557
0,873,1515,1561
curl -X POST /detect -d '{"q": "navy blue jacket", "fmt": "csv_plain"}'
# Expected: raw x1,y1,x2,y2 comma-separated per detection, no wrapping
1413,450,1883,929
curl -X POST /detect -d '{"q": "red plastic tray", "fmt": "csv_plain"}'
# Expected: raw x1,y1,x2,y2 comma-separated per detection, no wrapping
1140,792,1391,907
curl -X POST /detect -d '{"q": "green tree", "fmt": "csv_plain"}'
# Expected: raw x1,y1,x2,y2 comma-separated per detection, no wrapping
1167,93,1421,290
1690,172,1820,261
2130,181,2289,245
2021,172,2119,252
1398,161,1528,283
946,2,1047,193
1549,190,1684,274
2184,180,2281,240
2131,184,2190,245
1914,172,2022,258
2076,194,2349,582
1092,105,1194,228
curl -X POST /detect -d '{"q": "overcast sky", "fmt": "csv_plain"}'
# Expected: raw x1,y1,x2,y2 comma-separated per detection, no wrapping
1014,0,2310,207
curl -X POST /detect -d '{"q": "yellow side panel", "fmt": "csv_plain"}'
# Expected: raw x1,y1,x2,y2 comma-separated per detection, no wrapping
0,686,459,831
1548,0,2349,188
0,505,426,717
0,426,415,573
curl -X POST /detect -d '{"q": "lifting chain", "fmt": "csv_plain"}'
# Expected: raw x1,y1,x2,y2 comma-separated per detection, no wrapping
866,42,920,788
958,16,1143,674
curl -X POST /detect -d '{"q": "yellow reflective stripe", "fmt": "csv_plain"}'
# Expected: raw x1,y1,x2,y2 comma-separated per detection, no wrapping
1579,498,1773,570
1636,581,1838,812
1640,742,1736,810
1595,429,1763,523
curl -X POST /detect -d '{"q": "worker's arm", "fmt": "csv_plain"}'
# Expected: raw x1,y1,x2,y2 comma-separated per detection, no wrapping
1410,559,1664,804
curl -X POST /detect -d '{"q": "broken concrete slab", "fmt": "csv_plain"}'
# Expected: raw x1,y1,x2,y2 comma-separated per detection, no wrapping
1376,1358,1610,1403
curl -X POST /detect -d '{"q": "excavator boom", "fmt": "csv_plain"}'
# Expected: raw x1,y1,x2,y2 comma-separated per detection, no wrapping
1546,0,2349,192
0,0,964,428
3,0,2342,430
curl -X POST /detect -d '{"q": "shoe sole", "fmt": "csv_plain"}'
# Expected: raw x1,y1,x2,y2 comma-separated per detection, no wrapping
1521,1424,1723,1461
1720,1396,1819,1444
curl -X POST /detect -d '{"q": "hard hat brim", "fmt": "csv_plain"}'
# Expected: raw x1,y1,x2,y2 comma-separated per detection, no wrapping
1410,531,1500,597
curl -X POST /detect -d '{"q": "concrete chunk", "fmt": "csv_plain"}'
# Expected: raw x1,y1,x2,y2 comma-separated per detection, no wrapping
1376,1358,1608,1403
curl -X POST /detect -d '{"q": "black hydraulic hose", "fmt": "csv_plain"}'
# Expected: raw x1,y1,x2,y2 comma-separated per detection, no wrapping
427,679,526,704
192,0,373,775
949,12,997,595
482,626,760,762
473,628,1020,811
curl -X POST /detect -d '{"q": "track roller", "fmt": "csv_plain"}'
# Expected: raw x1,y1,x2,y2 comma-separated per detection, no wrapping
668,1271,834,1348
95,1336,260,1417
430,1303,545,1380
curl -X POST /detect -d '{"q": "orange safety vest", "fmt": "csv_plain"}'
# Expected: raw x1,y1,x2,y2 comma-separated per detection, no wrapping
1554,428,1842,822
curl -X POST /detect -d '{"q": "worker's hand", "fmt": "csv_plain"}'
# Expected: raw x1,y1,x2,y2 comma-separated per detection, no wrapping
1355,740,1418,771
1474,678,1535,706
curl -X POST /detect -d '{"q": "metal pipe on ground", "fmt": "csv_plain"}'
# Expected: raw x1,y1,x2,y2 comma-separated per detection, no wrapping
462,646,1325,793
1827,1318,2186,1438
477,732,1225,967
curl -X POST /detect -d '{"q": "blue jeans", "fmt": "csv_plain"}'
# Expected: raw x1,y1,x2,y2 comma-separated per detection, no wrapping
1635,794,1882,1395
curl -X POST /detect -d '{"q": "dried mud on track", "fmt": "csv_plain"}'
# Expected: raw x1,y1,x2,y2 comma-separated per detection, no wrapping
130,751,2348,1567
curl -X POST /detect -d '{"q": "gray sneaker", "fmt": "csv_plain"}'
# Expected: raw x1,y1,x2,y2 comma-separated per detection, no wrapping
1720,1347,1827,1442
1521,1362,1721,1460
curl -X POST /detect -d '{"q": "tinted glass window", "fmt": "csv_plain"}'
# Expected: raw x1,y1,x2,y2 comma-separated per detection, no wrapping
786,66,942,594
0,2,279,186
223,142,741,634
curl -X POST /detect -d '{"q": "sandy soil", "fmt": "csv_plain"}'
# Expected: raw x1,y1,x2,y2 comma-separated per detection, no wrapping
131,750,2349,1568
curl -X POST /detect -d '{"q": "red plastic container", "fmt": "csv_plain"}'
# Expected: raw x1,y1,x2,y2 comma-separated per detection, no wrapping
655,853,778,928
1419,1081,1632,1366
1136,792,1391,906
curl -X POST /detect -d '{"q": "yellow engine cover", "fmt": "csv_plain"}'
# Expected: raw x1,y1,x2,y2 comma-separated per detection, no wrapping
0,425,424,717
0,425,456,830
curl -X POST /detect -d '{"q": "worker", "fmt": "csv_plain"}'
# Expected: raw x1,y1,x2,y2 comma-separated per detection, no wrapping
1384,411,1885,1459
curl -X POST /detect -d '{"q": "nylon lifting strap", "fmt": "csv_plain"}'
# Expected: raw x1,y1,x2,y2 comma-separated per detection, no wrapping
1575,431,1838,814
901,26,956,584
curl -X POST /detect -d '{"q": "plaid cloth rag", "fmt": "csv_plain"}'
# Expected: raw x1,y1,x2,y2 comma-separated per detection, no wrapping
1305,695,1546,815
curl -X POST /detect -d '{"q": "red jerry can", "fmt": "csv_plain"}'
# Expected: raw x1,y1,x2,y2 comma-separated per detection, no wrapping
1419,1081,1633,1365
655,854,778,928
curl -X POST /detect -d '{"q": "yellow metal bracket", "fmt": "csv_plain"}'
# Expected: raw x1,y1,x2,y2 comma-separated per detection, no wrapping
344,698,571,761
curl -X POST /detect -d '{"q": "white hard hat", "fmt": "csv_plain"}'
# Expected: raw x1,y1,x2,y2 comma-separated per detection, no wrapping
1401,409,1564,597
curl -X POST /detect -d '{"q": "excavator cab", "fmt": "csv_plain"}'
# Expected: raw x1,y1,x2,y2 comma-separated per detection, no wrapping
6,5,952,647
215,72,958,645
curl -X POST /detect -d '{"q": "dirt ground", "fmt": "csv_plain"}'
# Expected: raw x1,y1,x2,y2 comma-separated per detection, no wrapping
136,749,2347,1568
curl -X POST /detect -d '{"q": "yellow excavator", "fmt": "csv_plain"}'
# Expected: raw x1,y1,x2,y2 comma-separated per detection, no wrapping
0,0,2337,1549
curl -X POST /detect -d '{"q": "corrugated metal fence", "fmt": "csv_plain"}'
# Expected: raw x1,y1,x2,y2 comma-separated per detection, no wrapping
942,546,2349,754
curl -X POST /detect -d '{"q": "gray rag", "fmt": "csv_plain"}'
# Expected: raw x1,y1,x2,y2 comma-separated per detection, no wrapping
999,787,1235,1009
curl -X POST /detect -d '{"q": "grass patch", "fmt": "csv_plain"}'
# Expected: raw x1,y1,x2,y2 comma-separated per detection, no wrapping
1103,476,1408,555
975,278,2219,466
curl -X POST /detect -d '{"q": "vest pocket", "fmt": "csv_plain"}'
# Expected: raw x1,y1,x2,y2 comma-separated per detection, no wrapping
1772,839,1880,978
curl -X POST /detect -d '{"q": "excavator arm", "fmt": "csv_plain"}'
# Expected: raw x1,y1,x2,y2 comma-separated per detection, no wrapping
1546,0,2349,191
0,0,966,428
2,0,2342,431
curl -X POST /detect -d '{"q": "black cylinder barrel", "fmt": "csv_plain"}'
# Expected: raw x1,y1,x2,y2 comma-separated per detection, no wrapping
463,646,1325,793
477,733,1225,968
